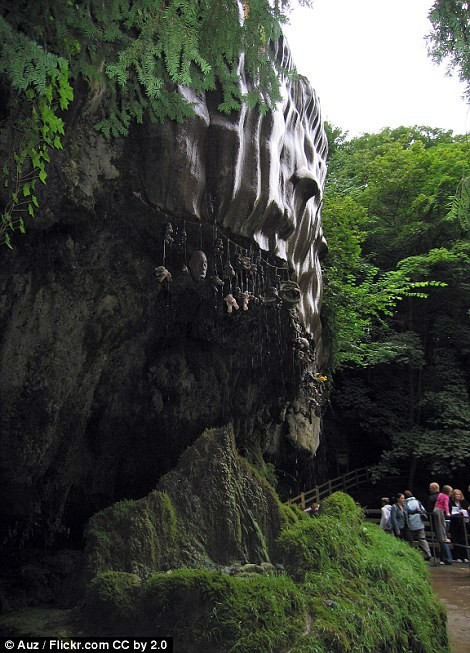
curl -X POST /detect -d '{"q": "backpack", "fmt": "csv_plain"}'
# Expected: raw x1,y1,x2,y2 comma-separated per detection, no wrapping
406,498,427,529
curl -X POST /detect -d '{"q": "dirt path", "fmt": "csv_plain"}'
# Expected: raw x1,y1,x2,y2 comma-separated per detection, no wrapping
429,562,470,653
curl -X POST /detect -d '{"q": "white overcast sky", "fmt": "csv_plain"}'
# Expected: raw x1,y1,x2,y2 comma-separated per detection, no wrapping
283,0,469,137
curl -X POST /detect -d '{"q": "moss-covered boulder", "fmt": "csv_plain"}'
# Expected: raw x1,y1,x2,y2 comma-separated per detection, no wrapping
85,569,306,650
84,425,284,578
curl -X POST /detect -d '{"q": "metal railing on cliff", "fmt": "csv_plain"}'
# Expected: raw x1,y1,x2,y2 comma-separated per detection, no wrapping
286,466,372,509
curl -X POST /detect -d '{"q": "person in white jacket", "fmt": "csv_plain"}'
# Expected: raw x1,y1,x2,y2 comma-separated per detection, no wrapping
379,497,392,533
404,490,432,561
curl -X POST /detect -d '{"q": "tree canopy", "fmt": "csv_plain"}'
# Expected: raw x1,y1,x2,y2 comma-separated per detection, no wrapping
427,0,470,103
322,125,470,482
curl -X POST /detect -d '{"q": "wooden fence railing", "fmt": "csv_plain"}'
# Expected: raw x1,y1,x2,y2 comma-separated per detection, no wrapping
286,466,372,509
287,469,470,567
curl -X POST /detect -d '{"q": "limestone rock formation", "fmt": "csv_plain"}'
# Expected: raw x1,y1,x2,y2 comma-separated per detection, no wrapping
84,425,284,578
0,36,328,548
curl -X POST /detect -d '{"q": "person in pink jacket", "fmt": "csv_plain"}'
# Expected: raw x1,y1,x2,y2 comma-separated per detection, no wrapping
433,484,453,564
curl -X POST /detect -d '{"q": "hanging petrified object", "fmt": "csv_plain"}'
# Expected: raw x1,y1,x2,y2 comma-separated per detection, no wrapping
178,225,187,248
224,293,239,314
242,256,252,271
293,335,312,363
188,250,208,281
279,280,301,305
234,252,243,271
297,350,311,364
214,237,224,257
239,291,250,311
263,286,280,305
223,260,236,279
163,222,174,245
296,337,310,350
155,266,172,283
234,252,252,272
210,275,224,292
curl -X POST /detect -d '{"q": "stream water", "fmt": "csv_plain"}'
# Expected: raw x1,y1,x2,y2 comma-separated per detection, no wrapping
429,563,470,653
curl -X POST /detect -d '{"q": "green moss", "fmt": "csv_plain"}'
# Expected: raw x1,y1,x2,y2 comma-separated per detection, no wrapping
277,497,449,653
320,490,363,523
84,491,182,578
117,569,306,651
85,426,286,573
279,502,309,528
243,449,279,489
85,572,141,631
83,492,449,652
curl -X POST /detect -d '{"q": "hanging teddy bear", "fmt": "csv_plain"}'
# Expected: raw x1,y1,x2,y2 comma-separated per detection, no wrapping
224,293,239,314
155,266,172,283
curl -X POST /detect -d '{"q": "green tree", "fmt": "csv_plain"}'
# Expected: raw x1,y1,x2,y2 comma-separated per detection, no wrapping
322,125,470,483
321,125,455,371
426,0,470,233
427,0,470,102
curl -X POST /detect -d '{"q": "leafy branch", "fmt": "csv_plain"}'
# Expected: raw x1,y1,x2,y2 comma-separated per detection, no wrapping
0,16,73,247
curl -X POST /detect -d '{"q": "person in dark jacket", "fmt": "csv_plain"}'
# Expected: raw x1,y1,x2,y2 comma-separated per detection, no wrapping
390,493,408,539
427,482,440,513
449,488,470,562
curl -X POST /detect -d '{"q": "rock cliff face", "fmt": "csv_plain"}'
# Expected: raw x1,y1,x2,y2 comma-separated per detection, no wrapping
84,425,285,578
0,37,328,548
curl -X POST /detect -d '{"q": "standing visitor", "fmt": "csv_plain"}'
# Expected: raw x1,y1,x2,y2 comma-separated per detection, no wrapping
428,482,442,561
404,490,432,561
380,497,392,533
449,488,470,562
390,494,408,539
433,484,453,565
427,482,440,513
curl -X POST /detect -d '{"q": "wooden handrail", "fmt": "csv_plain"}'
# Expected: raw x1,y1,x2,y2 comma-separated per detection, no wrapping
286,466,371,509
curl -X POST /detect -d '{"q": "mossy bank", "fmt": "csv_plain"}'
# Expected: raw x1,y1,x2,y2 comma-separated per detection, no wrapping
83,494,448,652
80,428,448,652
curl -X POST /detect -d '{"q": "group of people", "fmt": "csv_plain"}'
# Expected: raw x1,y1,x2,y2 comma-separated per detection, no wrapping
380,483,470,564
